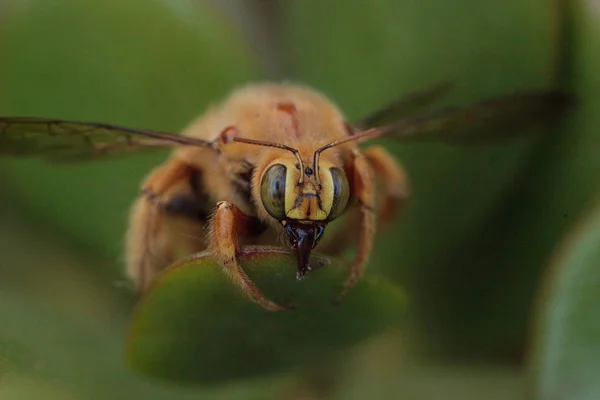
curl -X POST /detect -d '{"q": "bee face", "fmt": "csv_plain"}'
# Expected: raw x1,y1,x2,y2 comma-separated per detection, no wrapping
259,158,350,223
259,156,351,278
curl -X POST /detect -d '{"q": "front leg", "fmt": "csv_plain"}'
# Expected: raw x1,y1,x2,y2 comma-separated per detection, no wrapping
335,151,377,303
127,159,208,292
209,201,288,311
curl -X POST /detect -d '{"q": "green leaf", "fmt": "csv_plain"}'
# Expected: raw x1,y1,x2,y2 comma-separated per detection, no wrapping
126,247,406,384
530,194,600,399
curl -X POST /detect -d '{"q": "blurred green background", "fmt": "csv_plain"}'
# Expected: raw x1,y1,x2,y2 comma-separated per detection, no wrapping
0,0,599,399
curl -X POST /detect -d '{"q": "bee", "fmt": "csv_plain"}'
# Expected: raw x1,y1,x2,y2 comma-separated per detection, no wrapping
0,82,570,311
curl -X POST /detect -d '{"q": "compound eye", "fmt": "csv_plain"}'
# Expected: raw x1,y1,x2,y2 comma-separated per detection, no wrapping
260,164,287,219
329,167,350,220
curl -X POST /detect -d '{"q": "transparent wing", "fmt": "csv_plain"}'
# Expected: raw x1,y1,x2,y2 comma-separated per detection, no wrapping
0,117,212,162
354,83,453,129
317,90,573,158
371,90,573,144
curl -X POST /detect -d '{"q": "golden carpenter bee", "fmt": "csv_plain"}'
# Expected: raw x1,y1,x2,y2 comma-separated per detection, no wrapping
0,82,571,310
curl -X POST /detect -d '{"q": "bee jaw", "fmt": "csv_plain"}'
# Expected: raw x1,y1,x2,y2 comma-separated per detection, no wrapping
283,220,326,279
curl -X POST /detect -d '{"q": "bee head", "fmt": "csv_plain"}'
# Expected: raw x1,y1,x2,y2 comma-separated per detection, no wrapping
233,136,353,279
259,156,350,279
259,158,349,223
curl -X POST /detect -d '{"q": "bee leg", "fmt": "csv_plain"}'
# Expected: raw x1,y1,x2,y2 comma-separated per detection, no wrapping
210,201,288,311
363,145,410,229
334,151,377,303
127,196,175,292
126,160,207,292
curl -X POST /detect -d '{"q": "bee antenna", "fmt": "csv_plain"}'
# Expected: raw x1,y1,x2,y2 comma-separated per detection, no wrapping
232,137,305,183
312,126,388,184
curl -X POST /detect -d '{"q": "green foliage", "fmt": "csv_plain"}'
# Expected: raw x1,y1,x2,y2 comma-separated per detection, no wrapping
127,247,405,384
441,0,600,359
0,0,598,398
531,194,600,399
0,288,291,400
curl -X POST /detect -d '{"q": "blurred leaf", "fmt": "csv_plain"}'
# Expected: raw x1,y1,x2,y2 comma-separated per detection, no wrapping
0,374,79,400
0,288,293,400
0,0,259,264
435,0,600,359
283,0,562,358
530,193,600,400
126,247,406,384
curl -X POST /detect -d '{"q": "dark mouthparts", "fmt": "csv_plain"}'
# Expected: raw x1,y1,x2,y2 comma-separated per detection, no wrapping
283,220,326,279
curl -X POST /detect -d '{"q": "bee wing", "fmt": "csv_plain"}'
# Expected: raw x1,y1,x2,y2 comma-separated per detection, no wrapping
354,83,453,130
0,117,212,162
368,90,573,144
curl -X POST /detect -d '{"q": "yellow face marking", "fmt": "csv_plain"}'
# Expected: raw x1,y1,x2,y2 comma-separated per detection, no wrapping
286,195,328,220
283,161,336,221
